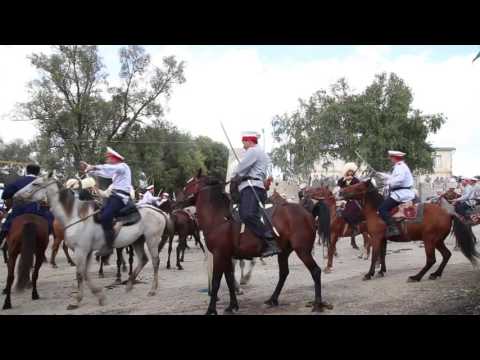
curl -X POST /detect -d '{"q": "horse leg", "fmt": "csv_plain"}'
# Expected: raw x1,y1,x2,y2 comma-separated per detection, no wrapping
2,245,7,264
128,245,134,276
126,239,149,292
2,251,19,310
120,247,127,272
295,248,332,312
377,239,387,277
224,263,239,314
408,238,436,282
364,237,382,281
239,259,246,285
176,235,186,270
146,236,161,296
242,259,256,285
265,250,291,307
361,232,371,260
166,233,173,269
84,252,106,306
350,234,359,250
115,248,123,284
194,230,206,254
67,251,87,310
98,257,104,278
31,251,43,300
429,240,452,280
325,231,339,273
63,242,75,266
50,235,61,268
206,270,223,315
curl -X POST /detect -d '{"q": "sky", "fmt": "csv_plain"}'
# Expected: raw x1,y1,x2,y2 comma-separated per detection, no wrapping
0,45,479,176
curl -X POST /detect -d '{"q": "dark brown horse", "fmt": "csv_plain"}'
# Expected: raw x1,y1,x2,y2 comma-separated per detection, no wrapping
339,179,479,281
183,170,332,314
304,186,372,272
2,214,49,310
166,209,205,270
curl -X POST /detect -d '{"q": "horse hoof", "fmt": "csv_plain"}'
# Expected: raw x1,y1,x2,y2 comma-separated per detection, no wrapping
324,267,333,273
114,278,122,285
363,274,372,281
177,266,184,270
51,264,58,268
147,291,156,297
67,304,79,310
205,309,217,315
235,289,244,295
407,277,420,283
224,305,239,314
312,301,333,312
377,272,384,278
166,264,171,269
264,299,278,307
429,274,439,280
2,303,11,310
32,293,39,300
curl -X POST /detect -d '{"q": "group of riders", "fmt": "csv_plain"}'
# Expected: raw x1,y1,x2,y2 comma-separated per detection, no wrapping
1,131,479,263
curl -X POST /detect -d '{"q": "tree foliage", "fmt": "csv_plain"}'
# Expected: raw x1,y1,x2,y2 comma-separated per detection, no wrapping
271,73,446,179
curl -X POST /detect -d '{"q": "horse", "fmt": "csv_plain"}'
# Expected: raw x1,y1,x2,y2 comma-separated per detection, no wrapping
2,214,49,310
166,208,205,270
304,186,372,272
50,218,75,267
183,170,332,314
14,173,168,310
339,179,480,281
0,208,7,264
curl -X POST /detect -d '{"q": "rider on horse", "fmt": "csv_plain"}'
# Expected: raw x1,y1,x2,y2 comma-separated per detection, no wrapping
138,185,161,206
81,147,133,257
0,164,54,244
452,177,480,218
337,162,363,233
298,183,307,201
231,131,280,258
378,151,415,237
441,179,461,204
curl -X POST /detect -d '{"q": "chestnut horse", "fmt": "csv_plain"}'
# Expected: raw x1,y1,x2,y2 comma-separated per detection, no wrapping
304,187,372,272
339,179,479,281
50,218,75,268
2,214,49,310
183,170,332,314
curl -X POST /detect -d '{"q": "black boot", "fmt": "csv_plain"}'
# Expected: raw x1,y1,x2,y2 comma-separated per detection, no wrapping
385,218,400,237
262,237,281,257
96,228,115,257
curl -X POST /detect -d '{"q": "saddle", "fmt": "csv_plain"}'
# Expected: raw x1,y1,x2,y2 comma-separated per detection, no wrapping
94,199,142,227
390,202,424,223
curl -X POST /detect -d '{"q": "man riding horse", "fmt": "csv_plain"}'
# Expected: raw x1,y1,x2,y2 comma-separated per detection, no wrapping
80,147,134,257
441,180,461,204
337,162,363,233
0,164,54,246
452,177,480,218
138,185,161,206
378,150,415,237
230,130,280,257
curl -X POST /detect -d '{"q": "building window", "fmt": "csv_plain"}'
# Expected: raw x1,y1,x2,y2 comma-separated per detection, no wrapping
434,155,441,170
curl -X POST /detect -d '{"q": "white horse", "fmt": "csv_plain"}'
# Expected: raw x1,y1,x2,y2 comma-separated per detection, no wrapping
14,173,167,310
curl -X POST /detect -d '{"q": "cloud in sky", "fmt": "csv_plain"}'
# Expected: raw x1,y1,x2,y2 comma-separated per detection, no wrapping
1,45,479,175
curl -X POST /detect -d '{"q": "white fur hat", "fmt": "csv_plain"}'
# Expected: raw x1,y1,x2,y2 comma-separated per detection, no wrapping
388,150,406,157
342,162,358,175
65,177,96,190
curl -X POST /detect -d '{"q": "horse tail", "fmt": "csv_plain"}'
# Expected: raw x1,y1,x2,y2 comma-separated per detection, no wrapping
452,215,480,267
16,222,36,291
314,201,331,247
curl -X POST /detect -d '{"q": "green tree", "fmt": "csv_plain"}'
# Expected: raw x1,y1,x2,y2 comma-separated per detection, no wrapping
17,45,185,177
271,73,446,178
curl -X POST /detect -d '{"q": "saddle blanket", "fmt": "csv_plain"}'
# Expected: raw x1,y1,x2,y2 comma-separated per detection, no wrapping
390,202,424,224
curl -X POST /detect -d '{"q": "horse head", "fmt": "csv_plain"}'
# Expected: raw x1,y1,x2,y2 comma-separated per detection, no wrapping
14,172,60,204
338,179,371,201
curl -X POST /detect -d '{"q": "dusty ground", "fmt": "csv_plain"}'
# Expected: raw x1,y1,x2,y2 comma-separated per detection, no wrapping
1,228,480,315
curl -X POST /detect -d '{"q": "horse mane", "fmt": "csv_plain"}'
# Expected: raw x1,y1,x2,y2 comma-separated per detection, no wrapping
202,176,231,211
365,182,384,209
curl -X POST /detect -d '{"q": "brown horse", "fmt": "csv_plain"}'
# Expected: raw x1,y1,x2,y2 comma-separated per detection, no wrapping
304,187,372,272
2,214,49,310
166,209,205,270
339,179,479,281
183,170,332,314
50,219,75,268
0,208,7,264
